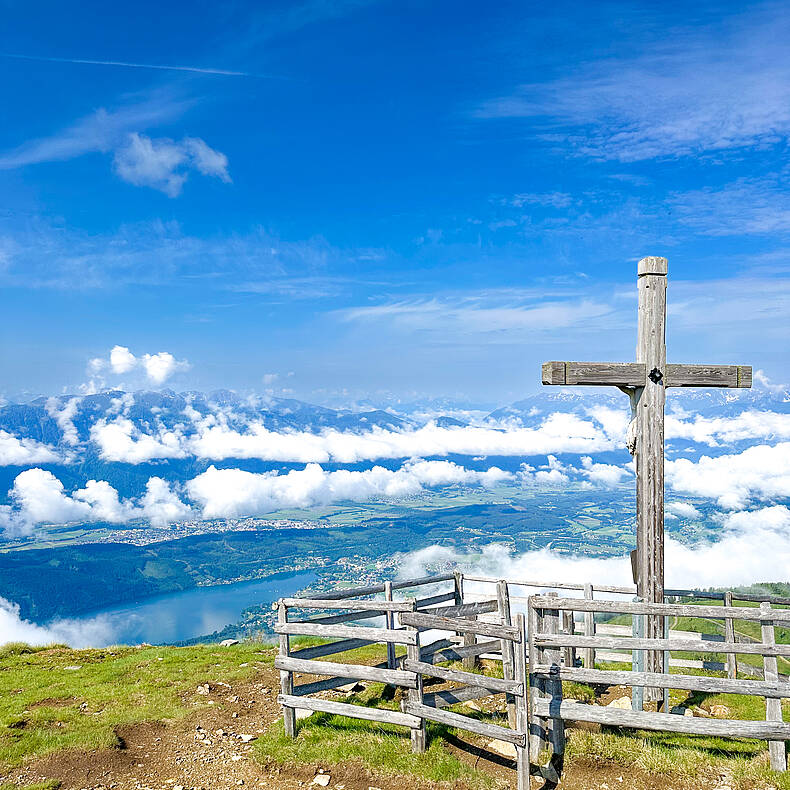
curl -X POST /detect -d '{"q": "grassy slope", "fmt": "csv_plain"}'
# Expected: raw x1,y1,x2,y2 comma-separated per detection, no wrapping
0,641,271,770
3,638,790,790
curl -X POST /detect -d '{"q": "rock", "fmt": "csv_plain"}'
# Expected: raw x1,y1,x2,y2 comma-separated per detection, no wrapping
239,734,257,743
295,708,314,721
312,775,331,787
337,681,364,693
196,684,211,695
710,704,731,718
464,701,482,711
227,695,240,703
606,696,631,709
220,639,240,647
64,665,82,671
486,739,517,759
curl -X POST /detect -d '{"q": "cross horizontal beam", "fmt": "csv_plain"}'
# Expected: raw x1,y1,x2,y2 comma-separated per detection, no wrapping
542,362,752,388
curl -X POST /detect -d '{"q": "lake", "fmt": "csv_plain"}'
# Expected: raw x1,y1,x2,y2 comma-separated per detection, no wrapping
64,570,317,646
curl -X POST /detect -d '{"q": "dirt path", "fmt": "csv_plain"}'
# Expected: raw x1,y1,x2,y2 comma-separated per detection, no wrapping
3,669,735,790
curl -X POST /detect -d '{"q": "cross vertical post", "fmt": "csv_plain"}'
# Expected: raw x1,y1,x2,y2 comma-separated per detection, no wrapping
635,257,667,693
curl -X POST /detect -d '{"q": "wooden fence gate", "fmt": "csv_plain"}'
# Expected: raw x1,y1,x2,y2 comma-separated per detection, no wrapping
528,594,790,775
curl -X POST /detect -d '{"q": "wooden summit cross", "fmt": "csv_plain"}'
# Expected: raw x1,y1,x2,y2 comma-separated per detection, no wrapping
542,256,752,689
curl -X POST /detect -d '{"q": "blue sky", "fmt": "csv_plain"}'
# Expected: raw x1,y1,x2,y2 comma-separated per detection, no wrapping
2,0,789,404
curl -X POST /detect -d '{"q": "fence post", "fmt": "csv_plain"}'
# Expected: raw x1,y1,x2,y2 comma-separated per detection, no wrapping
455,571,477,670
384,581,396,670
562,609,576,668
544,593,566,771
760,601,786,771
514,613,530,790
277,600,296,737
406,638,426,749
497,579,517,728
724,591,737,679
528,596,549,762
583,583,595,669
631,597,644,712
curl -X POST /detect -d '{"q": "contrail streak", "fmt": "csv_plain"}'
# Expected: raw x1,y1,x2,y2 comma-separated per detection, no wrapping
1,53,251,76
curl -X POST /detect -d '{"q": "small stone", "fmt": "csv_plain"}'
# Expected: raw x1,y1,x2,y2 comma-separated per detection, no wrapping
486,739,517,759
220,639,240,646
196,684,211,695
464,701,482,711
710,704,731,718
239,734,257,743
236,781,245,786
312,775,330,787
64,665,82,671
232,712,239,718
606,696,631,709
337,681,364,693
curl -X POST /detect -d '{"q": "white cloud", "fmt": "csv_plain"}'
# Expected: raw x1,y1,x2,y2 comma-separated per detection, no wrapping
186,460,511,519
401,505,790,594
110,345,137,374
0,430,60,466
90,417,186,463
580,456,631,487
90,346,190,387
113,133,230,196
140,477,192,527
666,501,702,520
45,396,81,446
666,442,790,509
0,94,188,169
475,7,790,161
0,596,115,648
89,408,623,465
666,409,790,446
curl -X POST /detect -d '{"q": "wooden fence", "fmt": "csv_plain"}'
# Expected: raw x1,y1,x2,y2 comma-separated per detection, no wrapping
274,574,790,787
528,594,790,773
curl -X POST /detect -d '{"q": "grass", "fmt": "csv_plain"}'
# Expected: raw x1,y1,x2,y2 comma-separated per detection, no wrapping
0,641,272,770
254,694,500,789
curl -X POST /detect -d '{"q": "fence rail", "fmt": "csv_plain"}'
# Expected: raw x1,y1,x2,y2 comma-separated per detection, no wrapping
275,573,790,788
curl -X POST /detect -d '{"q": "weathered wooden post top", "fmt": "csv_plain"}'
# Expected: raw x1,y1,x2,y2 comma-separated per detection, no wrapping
541,256,752,630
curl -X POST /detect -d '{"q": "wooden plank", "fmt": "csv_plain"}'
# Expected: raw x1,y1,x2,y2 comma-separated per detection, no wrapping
513,613,530,790
635,256,667,705
399,611,520,641
725,591,737,679
405,625,426,752
275,621,417,645
428,600,499,618
541,361,566,385
422,639,502,665
424,684,496,709
403,701,526,746
415,591,457,608
282,597,415,611
528,601,549,761
531,698,790,740
583,583,595,670
665,364,752,388
278,601,296,738
542,361,646,387
385,581,397,670
527,596,790,623
761,603,787,771
462,575,636,595
289,637,373,660
292,661,391,696
543,596,566,763
403,659,523,695
275,656,417,688
497,579,517,728
278,694,420,729
531,665,790,698
306,573,454,601
533,633,790,657
306,609,386,626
